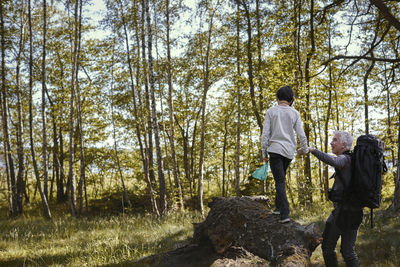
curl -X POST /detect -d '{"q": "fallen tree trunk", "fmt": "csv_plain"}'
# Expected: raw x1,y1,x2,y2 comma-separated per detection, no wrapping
135,196,321,266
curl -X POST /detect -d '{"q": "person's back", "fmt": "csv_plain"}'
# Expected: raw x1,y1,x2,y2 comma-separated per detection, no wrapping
263,105,307,160
261,85,308,223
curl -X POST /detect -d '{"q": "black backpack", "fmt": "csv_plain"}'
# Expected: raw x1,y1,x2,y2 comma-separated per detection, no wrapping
349,134,387,227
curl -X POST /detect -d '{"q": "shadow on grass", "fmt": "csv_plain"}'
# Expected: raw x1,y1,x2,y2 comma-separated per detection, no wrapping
356,210,400,266
0,229,193,267
0,252,75,267
99,245,233,267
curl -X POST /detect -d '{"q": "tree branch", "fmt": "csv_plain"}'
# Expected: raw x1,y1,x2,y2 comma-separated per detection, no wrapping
370,0,400,32
319,0,346,25
322,55,400,65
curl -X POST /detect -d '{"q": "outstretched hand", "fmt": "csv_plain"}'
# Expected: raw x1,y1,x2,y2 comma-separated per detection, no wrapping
298,147,314,155
298,148,306,155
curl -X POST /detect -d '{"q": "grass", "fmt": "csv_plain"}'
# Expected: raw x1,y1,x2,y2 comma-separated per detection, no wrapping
0,204,203,266
303,200,400,267
0,198,399,266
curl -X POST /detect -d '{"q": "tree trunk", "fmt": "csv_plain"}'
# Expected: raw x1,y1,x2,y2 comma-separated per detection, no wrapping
363,58,375,134
235,1,241,198
135,196,321,266
385,86,395,167
0,0,18,217
74,0,88,215
392,112,400,211
68,0,80,217
255,0,264,113
28,0,51,219
127,0,159,215
59,127,66,201
222,118,228,197
145,0,167,215
166,0,184,211
42,0,49,202
16,2,25,214
293,0,303,88
109,34,131,210
52,115,60,202
141,0,156,187
176,118,192,205
241,0,263,133
302,0,315,206
194,197,320,259
191,111,200,209
324,23,333,200
313,114,324,201
198,4,216,215
55,51,66,203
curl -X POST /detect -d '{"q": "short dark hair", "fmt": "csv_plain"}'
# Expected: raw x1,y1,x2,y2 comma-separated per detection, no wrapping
276,86,294,103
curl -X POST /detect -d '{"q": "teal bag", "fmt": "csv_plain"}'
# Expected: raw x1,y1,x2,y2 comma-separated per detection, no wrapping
252,162,269,181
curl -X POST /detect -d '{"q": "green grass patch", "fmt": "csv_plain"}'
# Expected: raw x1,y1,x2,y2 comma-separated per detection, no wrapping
0,197,399,266
0,209,203,266
290,200,400,267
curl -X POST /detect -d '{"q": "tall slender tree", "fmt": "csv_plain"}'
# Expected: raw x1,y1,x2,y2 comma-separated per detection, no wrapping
28,0,51,219
109,30,131,210
239,0,263,132
234,0,241,197
393,115,400,211
141,0,156,188
145,0,167,215
198,0,218,215
166,0,184,210
55,50,66,203
68,0,80,216
302,0,315,205
0,0,17,216
323,23,333,199
124,0,160,215
75,0,88,215
15,0,25,214
42,0,49,201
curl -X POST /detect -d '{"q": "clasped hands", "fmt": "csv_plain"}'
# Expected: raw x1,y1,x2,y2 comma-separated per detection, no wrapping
298,147,315,155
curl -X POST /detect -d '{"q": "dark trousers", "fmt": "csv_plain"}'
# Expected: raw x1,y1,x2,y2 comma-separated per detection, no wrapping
322,213,360,267
269,152,291,217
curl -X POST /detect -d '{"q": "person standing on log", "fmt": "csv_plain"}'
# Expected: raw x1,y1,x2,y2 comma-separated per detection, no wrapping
261,85,309,223
300,131,363,267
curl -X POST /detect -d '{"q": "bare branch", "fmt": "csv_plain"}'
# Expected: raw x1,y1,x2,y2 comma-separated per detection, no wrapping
370,0,400,32
319,0,346,25
322,55,400,65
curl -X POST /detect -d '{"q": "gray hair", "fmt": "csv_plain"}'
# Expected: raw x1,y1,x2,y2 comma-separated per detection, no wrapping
334,130,353,150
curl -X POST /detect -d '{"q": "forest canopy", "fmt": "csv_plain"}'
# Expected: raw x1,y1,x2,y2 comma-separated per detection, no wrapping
0,0,399,218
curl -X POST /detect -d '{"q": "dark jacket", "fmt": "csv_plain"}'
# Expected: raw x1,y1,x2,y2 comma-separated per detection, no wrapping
312,149,363,230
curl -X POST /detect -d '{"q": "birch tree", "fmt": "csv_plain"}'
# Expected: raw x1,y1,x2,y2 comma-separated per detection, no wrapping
145,0,167,215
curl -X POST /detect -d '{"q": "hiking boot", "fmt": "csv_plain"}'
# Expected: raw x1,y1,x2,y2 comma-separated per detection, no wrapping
279,215,290,223
272,209,280,215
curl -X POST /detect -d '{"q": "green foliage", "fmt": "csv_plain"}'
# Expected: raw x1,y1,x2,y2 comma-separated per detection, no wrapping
1,0,399,220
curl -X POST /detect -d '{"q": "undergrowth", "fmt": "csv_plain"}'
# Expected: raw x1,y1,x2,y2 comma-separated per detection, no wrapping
0,197,399,266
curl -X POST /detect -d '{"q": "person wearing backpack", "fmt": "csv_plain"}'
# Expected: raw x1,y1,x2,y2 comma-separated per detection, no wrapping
261,85,309,223
300,131,363,267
